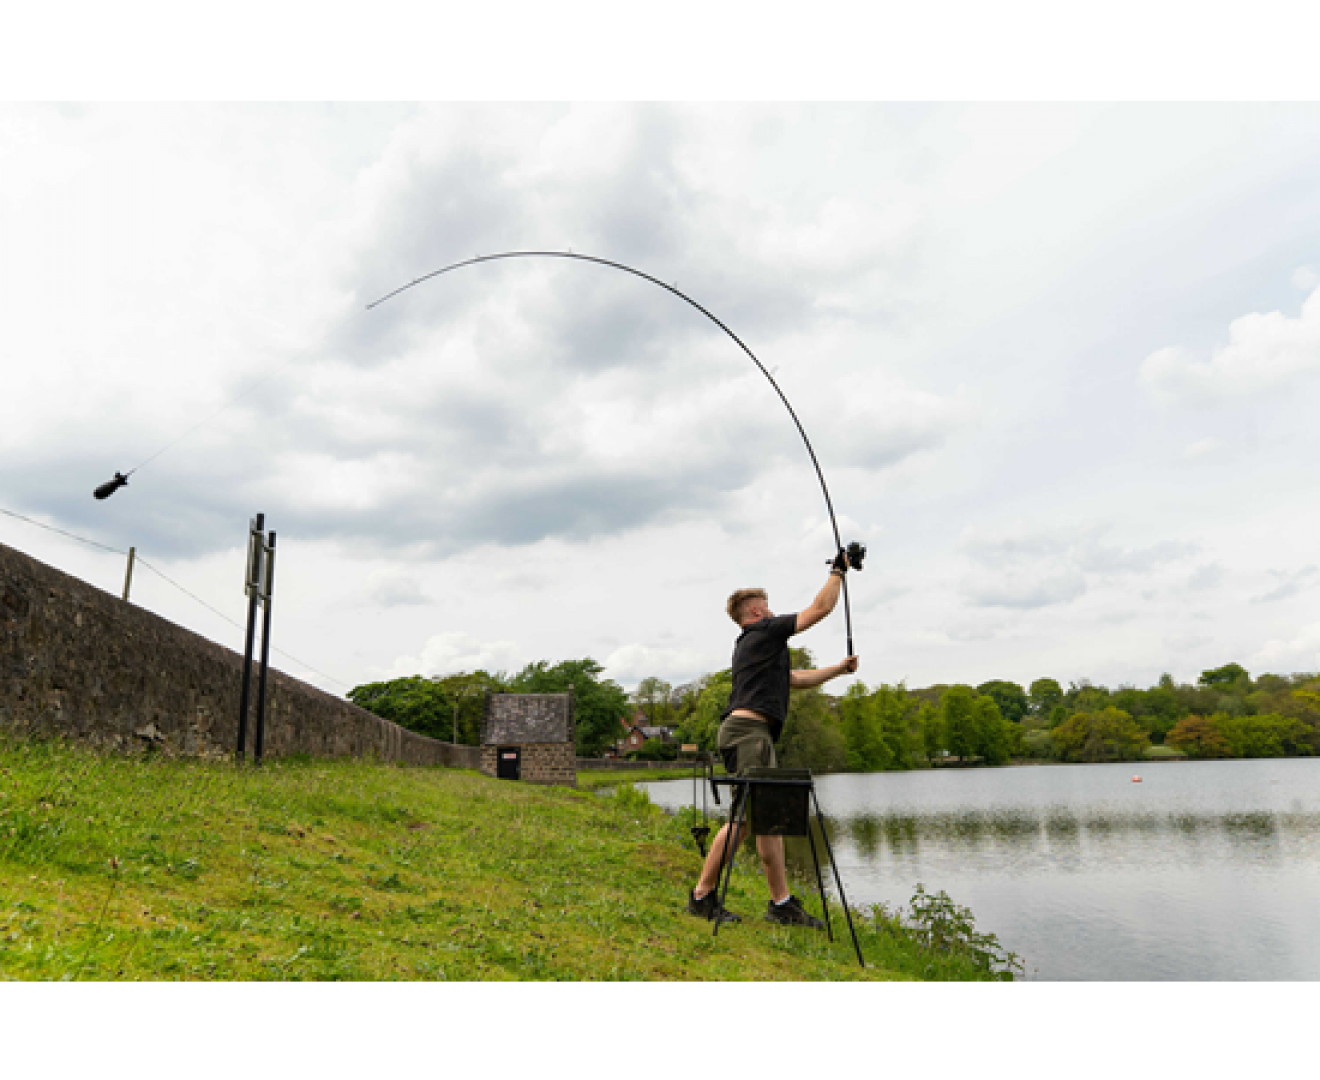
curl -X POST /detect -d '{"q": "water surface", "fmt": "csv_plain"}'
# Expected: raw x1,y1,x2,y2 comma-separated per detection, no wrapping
640,758,1320,980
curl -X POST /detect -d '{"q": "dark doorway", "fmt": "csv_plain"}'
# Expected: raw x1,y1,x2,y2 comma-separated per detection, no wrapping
497,747,521,781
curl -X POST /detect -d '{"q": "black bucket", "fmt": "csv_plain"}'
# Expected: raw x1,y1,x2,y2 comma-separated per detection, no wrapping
743,767,813,836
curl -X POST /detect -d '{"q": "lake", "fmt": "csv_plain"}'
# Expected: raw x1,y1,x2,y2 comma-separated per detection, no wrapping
638,757,1320,980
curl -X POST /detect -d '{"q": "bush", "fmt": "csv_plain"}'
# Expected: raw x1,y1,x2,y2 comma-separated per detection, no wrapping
626,739,678,762
869,885,1023,981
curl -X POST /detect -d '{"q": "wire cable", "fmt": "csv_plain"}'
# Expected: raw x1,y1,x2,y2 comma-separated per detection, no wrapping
0,503,348,690
0,506,126,555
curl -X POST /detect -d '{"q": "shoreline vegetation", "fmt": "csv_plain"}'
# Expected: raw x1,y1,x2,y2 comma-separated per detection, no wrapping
0,737,1019,981
352,657,1320,775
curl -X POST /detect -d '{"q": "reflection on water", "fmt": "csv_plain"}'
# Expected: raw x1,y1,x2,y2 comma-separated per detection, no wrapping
641,758,1320,980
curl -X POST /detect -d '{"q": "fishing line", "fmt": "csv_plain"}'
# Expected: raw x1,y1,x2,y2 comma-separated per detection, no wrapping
94,307,361,497
366,250,862,654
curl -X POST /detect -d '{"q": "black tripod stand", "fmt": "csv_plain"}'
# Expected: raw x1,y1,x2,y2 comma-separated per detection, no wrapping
706,761,865,968
681,749,713,857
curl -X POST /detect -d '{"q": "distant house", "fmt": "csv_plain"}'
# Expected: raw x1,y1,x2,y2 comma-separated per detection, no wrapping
613,708,678,755
479,691,576,786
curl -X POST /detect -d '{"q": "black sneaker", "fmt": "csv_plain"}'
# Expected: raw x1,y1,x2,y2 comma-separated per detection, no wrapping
687,889,741,923
766,894,825,930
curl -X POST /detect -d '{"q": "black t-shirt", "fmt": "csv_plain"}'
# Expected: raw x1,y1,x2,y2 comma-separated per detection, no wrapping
722,612,798,742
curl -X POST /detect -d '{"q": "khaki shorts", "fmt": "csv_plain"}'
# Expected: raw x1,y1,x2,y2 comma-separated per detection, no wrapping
717,712,778,776
718,712,776,829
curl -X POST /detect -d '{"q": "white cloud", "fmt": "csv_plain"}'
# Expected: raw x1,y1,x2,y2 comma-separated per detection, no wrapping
365,570,429,608
1250,622,1320,673
1182,438,1224,460
1293,266,1319,293
1139,283,1320,402
1187,563,1226,591
963,570,1087,610
379,632,521,680
1251,566,1318,605
603,643,710,687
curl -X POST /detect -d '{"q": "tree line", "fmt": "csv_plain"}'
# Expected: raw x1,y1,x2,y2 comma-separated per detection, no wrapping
347,657,1320,771
346,659,631,759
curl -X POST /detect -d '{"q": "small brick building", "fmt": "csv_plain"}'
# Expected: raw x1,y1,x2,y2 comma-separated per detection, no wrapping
479,690,576,787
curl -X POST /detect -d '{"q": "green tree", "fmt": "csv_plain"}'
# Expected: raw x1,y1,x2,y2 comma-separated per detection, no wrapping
840,684,889,771
1214,712,1314,758
971,696,1012,766
347,675,458,740
1022,729,1055,759
507,658,631,757
919,702,943,763
632,676,675,727
874,685,914,768
940,686,980,762
779,685,847,772
1028,678,1064,719
1051,707,1150,763
675,672,731,752
432,670,509,744
1199,663,1250,690
1165,714,1232,759
977,680,1029,725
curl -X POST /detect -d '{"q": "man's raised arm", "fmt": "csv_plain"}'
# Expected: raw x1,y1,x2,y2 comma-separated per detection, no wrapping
794,563,845,634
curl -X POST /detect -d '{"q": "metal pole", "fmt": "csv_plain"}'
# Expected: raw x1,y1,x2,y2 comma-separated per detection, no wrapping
452,700,460,744
806,811,835,943
237,513,264,761
810,787,865,967
713,781,748,939
253,530,276,766
121,546,136,602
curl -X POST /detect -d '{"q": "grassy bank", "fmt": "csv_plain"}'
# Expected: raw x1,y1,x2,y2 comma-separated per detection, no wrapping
572,765,722,792
0,738,1016,981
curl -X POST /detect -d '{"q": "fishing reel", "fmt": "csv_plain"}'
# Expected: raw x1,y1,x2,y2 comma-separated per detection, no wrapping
827,541,867,573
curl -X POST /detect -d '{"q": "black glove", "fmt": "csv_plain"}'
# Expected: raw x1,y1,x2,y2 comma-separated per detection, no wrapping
829,549,849,574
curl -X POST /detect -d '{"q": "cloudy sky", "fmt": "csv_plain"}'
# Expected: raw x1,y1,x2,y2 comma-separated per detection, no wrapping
6,98,1320,697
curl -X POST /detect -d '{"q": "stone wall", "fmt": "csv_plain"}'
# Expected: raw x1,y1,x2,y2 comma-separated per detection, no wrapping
0,540,480,769
575,758,704,772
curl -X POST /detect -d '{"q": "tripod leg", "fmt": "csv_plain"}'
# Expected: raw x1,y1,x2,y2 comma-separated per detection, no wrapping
811,789,865,969
806,812,834,943
713,785,747,939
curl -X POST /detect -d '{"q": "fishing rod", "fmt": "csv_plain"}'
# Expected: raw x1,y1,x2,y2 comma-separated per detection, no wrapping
366,250,865,654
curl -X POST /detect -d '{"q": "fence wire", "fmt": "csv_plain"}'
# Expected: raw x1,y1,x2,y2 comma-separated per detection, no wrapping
0,504,349,690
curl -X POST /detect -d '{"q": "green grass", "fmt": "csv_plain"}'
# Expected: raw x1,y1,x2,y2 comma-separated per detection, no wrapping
0,737,1014,981
572,765,721,792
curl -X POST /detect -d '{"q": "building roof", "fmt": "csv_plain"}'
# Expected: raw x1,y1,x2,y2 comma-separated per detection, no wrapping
482,692,575,746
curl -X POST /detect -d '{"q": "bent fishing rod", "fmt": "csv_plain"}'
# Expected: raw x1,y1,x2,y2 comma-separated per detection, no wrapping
366,250,865,654
92,250,864,651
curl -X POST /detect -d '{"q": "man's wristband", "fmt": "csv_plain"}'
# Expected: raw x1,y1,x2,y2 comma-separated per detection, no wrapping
830,568,845,578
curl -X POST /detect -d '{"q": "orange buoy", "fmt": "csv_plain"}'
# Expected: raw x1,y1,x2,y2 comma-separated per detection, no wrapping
1132,776,1142,783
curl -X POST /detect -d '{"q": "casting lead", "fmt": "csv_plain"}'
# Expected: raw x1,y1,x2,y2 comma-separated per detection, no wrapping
93,472,129,500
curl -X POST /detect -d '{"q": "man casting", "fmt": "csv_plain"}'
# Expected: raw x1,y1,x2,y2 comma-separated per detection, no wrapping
687,553,859,927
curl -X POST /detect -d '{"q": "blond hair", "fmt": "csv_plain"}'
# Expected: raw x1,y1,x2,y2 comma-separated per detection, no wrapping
726,588,768,626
